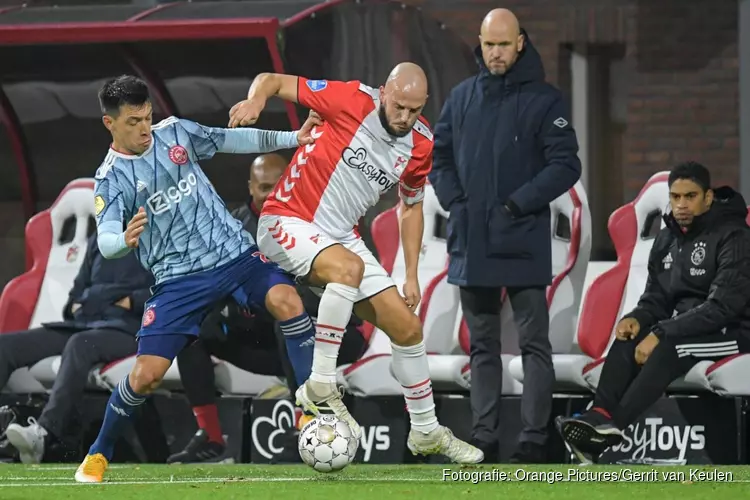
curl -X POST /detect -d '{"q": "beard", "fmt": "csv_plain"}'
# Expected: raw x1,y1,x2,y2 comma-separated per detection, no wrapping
378,105,410,138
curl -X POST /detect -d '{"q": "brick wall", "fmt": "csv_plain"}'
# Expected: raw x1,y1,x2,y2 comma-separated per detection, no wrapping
405,0,739,198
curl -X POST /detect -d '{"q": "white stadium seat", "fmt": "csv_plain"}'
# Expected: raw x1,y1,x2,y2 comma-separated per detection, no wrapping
0,179,99,393
577,172,672,391
340,182,590,397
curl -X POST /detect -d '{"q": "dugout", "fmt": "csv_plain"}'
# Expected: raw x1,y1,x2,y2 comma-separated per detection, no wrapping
0,1,478,464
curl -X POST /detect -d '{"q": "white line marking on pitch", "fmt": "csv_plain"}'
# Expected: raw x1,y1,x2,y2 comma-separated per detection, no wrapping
18,465,132,471
0,477,432,487
0,477,749,487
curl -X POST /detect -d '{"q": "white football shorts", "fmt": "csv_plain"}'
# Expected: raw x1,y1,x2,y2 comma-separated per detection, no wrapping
257,214,394,302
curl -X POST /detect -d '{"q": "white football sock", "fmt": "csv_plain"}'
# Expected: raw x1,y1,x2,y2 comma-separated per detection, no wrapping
391,341,439,434
309,283,359,385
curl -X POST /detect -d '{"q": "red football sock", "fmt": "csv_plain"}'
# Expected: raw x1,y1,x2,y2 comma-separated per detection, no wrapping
591,406,612,420
193,404,224,444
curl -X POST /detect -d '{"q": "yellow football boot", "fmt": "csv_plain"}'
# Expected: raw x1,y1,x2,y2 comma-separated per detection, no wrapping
74,453,109,483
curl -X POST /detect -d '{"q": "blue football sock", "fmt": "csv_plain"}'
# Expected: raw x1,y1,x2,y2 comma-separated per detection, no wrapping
279,313,316,387
88,375,146,460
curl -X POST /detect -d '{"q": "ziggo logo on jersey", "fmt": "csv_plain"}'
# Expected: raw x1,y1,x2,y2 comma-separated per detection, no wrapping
146,173,197,215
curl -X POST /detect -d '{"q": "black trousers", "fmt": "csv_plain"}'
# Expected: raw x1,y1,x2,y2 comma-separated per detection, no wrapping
460,286,553,446
594,329,750,429
0,327,136,438
178,323,366,407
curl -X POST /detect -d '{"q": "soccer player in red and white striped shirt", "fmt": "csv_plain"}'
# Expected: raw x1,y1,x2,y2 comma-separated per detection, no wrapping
229,63,483,464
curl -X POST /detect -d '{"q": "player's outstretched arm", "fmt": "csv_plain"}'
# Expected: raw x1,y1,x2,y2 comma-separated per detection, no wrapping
248,73,300,103
228,73,299,128
218,112,322,154
219,127,299,154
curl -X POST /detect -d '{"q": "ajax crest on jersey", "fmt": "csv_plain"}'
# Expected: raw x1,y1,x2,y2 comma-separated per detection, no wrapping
168,145,189,165
298,414,358,473
306,80,328,92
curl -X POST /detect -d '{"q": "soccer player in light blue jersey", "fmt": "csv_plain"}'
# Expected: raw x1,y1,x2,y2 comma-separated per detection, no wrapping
76,75,320,482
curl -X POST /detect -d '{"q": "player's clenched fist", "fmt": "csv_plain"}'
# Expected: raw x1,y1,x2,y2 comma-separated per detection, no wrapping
228,97,266,128
615,317,640,341
297,110,324,146
125,207,148,248
402,278,422,311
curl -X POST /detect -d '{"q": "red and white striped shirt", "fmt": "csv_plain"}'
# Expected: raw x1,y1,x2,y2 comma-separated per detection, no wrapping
262,78,433,239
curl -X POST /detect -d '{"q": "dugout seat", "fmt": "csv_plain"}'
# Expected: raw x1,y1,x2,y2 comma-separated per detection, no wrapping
0,179,99,393
567,172,670,391
340,182,590,396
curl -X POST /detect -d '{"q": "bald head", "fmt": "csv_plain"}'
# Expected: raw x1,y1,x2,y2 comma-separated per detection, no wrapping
479,8,524,75
481,8,520,38
384,62,428,99
378,62,429,137
249,153,287,210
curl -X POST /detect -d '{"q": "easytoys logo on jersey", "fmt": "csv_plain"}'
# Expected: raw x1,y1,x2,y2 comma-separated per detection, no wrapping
146,173,197,215
342,147,396,191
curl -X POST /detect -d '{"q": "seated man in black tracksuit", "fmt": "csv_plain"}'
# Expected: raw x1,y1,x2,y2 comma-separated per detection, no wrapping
556,161,750,464
168,153,366,464
0,232,153,463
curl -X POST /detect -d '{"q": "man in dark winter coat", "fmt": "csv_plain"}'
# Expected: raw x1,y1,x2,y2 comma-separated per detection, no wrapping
169,153,366,464
1,232,153,463
557,162,750,464
429,8,581,463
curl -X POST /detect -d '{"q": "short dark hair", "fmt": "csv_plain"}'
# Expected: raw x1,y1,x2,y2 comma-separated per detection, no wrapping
98,75,150,116
668,161,711,192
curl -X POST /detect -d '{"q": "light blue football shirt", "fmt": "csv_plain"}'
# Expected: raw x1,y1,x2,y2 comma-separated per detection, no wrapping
94,116,298,285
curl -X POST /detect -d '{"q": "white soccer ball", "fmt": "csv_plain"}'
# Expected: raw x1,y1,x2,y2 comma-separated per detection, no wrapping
298,414,358,473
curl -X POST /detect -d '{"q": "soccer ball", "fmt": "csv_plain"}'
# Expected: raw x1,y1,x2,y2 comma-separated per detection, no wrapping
298,414,358,473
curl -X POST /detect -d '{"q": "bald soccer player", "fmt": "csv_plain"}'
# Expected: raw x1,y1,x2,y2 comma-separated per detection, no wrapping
227,64,484,464
168,154,366,464
429,9,581,463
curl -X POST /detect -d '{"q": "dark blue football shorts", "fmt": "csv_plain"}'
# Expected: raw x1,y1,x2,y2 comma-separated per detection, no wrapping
136,247,294,360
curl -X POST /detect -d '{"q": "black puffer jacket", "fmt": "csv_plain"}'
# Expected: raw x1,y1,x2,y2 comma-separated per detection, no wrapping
623,187,750,339
44,233,153,335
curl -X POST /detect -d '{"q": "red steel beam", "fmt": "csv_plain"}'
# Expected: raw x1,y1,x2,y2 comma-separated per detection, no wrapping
264,31,300,130
0,19,280,45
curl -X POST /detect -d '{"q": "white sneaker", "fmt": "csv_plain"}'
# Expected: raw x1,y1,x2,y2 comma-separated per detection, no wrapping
407,425,484,464
295,380,362,440
5,417,47,464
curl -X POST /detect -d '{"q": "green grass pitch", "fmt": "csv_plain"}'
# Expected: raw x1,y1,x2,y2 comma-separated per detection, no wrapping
1,463,748,499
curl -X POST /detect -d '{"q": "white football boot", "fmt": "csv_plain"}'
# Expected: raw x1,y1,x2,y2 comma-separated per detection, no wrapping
295,380,362,440
407,425,485,464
